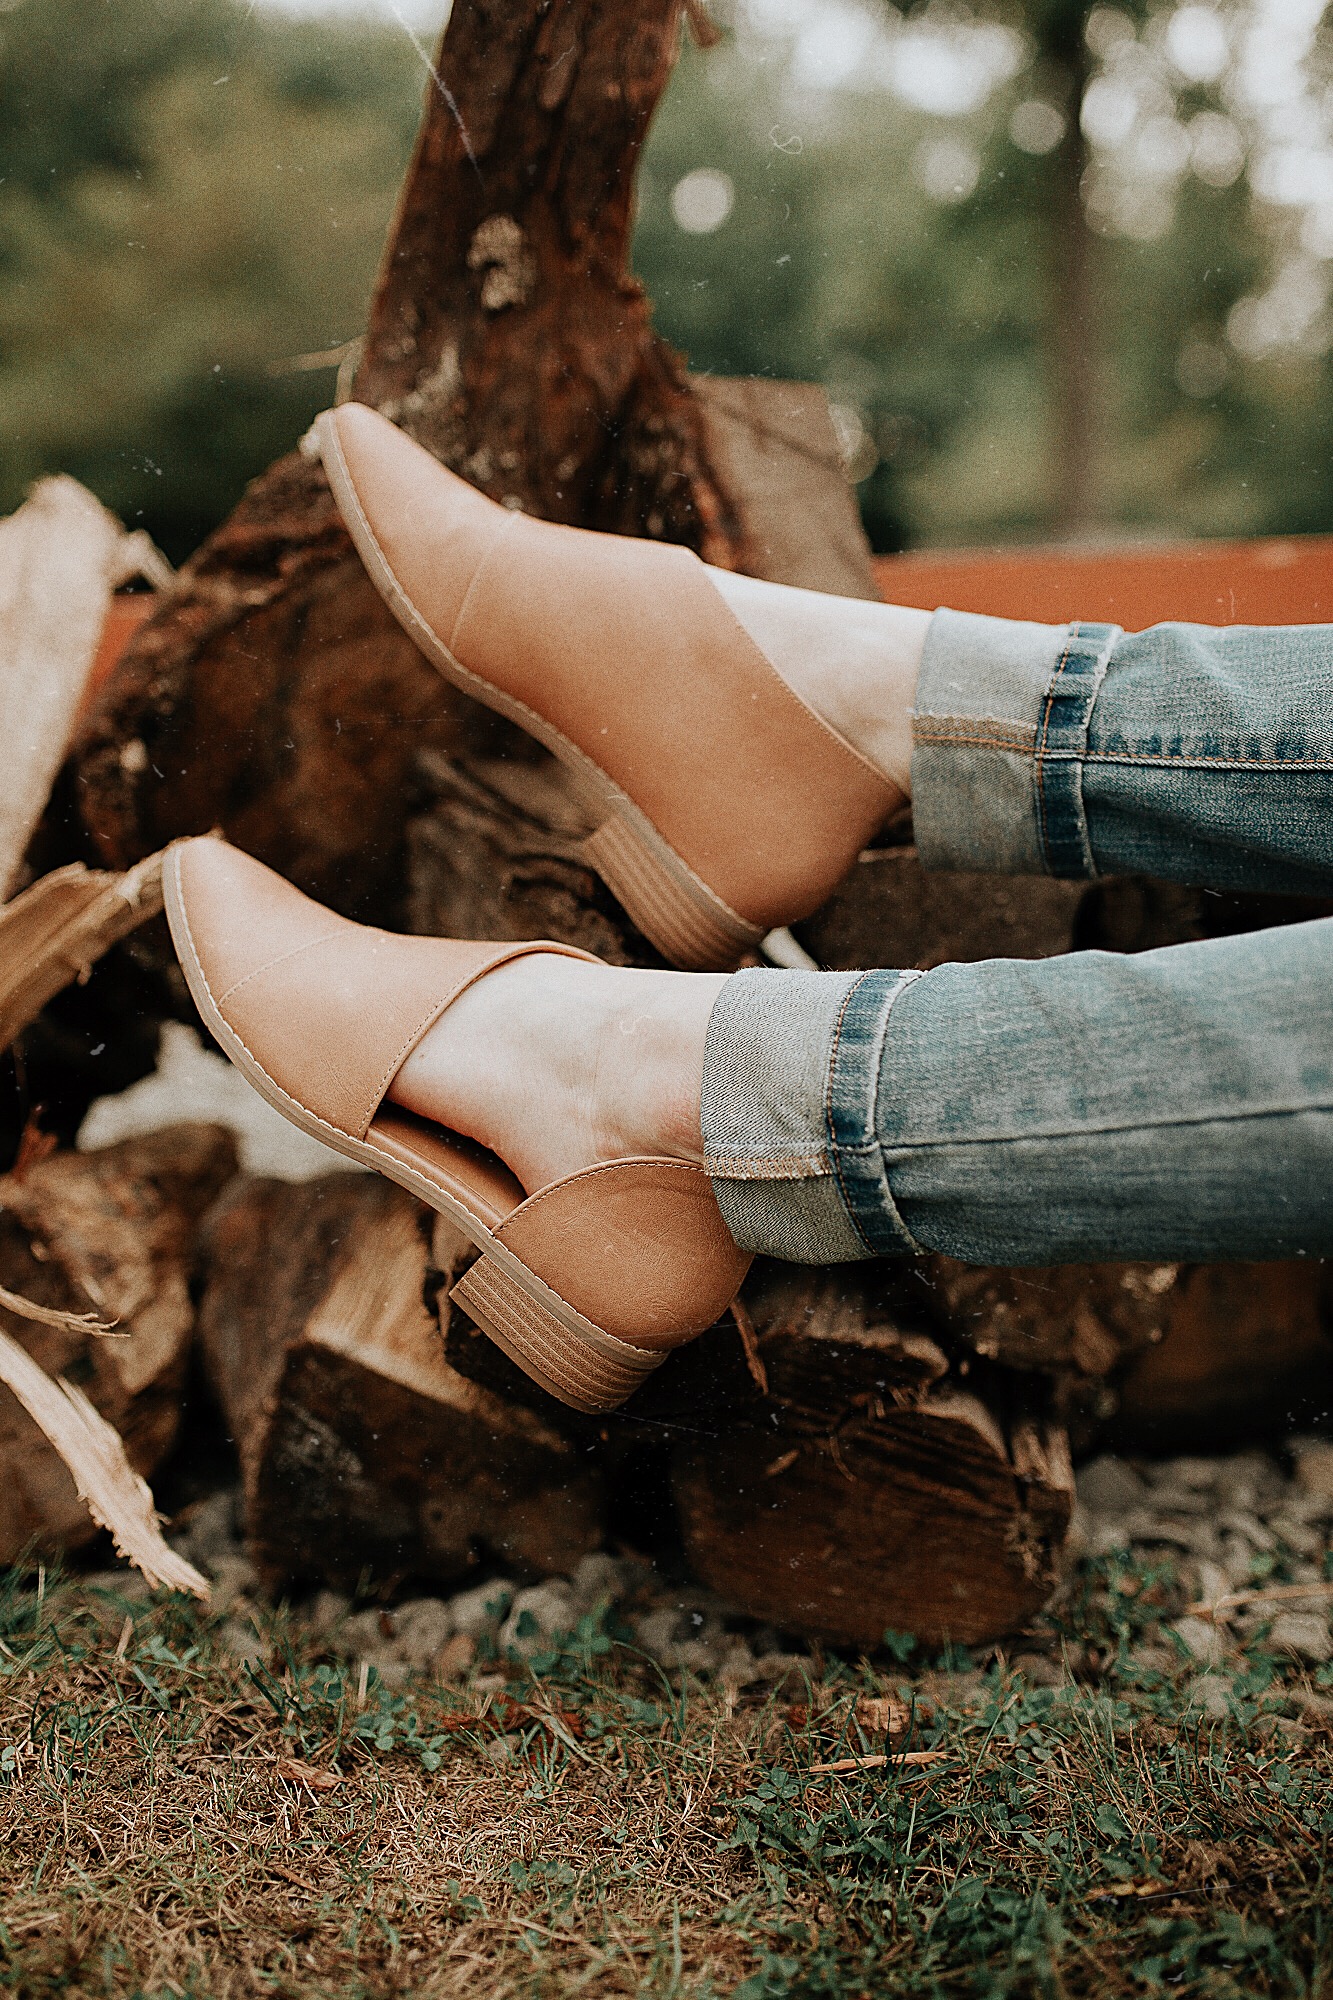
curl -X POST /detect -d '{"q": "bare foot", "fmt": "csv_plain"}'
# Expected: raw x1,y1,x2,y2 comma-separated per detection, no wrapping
389,953,727,1194
708,567,929,796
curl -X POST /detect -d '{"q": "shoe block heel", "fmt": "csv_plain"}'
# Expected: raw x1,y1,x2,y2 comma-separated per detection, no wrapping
449,1250,666,1414
583,806,763,973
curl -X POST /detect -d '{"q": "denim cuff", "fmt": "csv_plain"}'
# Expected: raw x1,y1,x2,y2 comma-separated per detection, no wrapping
702,967,925,1263
912,608,1121,879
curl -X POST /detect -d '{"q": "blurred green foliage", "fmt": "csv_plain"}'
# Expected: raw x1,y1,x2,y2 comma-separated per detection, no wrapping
2,0,1331,561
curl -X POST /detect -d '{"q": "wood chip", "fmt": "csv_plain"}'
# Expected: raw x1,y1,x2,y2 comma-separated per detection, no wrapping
730,1296,768,1396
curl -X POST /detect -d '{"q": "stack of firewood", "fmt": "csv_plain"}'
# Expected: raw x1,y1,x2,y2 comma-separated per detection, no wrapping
0,0,1327,1645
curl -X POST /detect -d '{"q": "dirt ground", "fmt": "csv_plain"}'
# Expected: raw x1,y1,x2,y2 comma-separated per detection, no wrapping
2,1443,1332,2000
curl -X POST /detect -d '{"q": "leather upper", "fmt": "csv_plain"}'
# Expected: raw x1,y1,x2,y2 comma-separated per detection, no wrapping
495,1157,750,1346
169,838,564,1142
329,403,897,932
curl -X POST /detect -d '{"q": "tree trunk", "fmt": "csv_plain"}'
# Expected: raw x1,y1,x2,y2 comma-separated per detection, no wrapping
66,0,745,925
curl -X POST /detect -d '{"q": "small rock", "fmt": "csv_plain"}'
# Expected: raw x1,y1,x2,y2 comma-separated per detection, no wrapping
1149,1456,1219,1493
1212,1452,1283,1512
217,1618,265,1667
341,1607,390,1657
1085,1519,1132,1557
752,1652,809,1697
1266,1611,1332,1665
303,1589,352,1637
568,1553,631,1615
1221,1534,1259,1588
372,1660,411,1690
392,1598,454,1668
1126,1643,1177,1678
434,1632,477,1681
501,1580,576,1657
631,1599,727,1671
1011,1651,1065,1688
1217,1509,1275,1552
717,1642,759,1690
1191,1560,1231,1612
448,1580,514,1640
633,1607,680,1661
1291,1687,1333,1725
171,1488,243,1567
1268,1515,1324,1560
1076,1455,1146,1519
209,1554,259,1617
1171,1616,1225,1667
1292,1439,1333,1503
1185,1672,1233,1720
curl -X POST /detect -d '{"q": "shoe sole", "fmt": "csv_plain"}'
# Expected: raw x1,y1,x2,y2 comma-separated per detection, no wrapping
163,847,666,1413
317,411,764,973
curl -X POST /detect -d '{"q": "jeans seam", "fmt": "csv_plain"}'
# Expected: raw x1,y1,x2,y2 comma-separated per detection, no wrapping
825,970,925,1255
881,1091,1333,1151
1081,749,1333,770
1033,626,1076,869
1032,621,1120,878
823,973,874,1251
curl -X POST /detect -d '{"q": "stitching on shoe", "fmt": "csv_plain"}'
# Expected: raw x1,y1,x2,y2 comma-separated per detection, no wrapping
447,508,521,658
496,1156,716,1227
216,927,349,1006
699,564,903,795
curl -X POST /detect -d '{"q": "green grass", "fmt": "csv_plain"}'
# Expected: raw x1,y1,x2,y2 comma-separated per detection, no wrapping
0,1549,1330,1998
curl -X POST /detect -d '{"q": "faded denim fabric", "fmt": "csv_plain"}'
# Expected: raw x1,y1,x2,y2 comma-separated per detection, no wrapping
703,609,1333,1265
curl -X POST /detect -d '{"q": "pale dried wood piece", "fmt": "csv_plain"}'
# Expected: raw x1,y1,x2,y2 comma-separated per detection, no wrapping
808,1749,951,1776
0,1124,237,1573
0,477,167,898
0,1326,206,1598
692,377,879,599
0,852,164,1054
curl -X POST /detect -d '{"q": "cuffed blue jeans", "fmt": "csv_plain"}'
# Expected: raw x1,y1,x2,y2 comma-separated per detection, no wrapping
701,611,1333,1265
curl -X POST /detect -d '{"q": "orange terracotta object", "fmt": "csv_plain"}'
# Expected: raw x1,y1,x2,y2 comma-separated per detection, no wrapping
873,533,1333,631
86,535,1333,731
84,595,156,715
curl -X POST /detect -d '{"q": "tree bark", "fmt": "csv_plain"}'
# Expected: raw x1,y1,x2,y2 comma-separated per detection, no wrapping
66,0,745,924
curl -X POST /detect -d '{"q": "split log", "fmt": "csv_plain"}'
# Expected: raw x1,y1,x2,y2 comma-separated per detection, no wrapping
917,1253,1331,1451
661,1265,1075,1650
196,1172,603,1593
0,1122,237,1563
1110,1261,1333,1450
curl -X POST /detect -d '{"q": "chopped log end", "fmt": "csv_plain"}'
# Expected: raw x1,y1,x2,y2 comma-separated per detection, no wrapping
198,1173,604,1593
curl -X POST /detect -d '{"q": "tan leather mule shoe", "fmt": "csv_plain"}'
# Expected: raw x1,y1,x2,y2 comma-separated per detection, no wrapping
164,838,750,1413
315,403,897,972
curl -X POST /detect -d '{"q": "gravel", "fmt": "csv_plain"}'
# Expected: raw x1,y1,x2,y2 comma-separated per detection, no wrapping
154,1430,1332,1693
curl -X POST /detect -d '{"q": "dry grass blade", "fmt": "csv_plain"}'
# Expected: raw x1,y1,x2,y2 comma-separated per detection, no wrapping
807,1749,951,1775
1187,1580,1333,1621
0,1326,207,1599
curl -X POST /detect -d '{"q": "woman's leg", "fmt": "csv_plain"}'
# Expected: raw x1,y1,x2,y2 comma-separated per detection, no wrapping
395,602,1333,1267
913,609,1333,893
703,919,1333,1266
